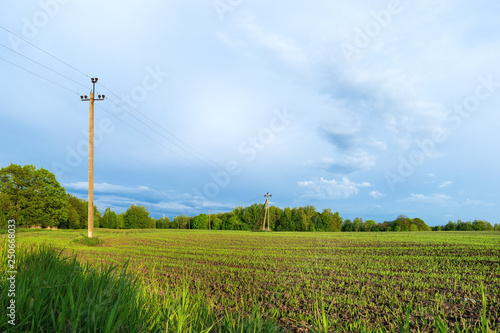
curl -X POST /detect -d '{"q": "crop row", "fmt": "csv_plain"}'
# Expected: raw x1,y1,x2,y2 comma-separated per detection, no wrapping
15,230,500,332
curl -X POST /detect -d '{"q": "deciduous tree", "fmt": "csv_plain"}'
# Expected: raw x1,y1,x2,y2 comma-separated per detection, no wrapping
0,164,68,227
124,205,152,229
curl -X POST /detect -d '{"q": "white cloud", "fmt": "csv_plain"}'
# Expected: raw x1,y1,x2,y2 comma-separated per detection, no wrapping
66,182,235,215
368,140,388,150
217,32,247,50
404,193,452,204
463,198,481,206
439,181,453,188
237,16,308,68
298,177,371,199
369,190,386,199
304,151,377,174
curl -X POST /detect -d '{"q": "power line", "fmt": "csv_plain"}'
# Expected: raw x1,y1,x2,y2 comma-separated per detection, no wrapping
0,53,216,174
95,104,211,172
0,55,80,95
0,41,88,90
105,97,220,171
1,24,224,171
0,50,212,172
0,25,264,196
239,195,267,207
99,84,223,171
0,25,91,79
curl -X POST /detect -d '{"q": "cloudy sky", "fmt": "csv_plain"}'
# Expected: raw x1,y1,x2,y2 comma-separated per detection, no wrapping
1,0,499,225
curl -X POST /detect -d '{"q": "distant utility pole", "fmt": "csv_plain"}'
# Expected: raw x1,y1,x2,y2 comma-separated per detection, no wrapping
208,209,211,230
80,78,105,238
262,192,272,231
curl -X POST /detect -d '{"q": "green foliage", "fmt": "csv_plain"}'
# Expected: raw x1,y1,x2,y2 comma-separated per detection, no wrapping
413,217,431,231
342,219,354,232
173,214,190,229
353,217,363,232
445,221,457,231
211,217,223,230
101,207,118,229
439,219,495,232
59,194,101,230
0,164,68,227
93,205,102,228
155,216,170,229
458,220,474,231
276,207,292,231
364,219,377,232
192,214,209,229
0,242,284,332
224,215,243,230
116,213,125,229
377,221,391,232
382,215,431,232
65,194,87,229
0,243,152,331
124,205,153,229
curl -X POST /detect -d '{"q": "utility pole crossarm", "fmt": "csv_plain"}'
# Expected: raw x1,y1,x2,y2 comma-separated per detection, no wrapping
80,78,105,238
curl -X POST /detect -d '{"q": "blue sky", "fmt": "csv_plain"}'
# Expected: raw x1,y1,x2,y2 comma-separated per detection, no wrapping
1,0,499,225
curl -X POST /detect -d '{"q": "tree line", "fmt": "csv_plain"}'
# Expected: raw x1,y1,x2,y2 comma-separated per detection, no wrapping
432,220,497,231
1,164,499,232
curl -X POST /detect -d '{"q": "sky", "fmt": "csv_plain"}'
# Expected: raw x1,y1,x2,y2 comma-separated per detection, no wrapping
1,0,499,225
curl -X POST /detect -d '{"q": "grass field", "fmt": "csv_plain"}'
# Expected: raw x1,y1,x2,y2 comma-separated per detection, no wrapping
3,229,500,332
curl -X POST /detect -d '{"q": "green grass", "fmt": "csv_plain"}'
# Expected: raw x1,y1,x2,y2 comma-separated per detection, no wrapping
71,234,105,246
0,242,283,332
2,229,499,332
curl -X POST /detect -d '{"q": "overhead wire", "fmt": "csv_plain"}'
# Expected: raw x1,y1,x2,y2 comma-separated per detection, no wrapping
105,97,220,172
0,41,88,90
95,104,211,172
99,84,223,171
0,48,212,172
0,25,91,79
0,24,267,199
1,24,224,171
0,55,80,95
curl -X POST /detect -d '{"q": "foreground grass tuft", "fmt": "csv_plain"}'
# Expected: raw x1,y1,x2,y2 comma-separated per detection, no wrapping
72,234,105,246
0,242,283,332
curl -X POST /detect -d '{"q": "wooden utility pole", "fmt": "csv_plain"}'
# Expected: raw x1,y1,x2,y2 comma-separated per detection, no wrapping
80,78,105,238
208,209,211,230
262,192,272,231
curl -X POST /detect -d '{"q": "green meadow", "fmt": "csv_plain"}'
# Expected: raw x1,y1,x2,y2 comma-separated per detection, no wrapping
1,229,499,332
